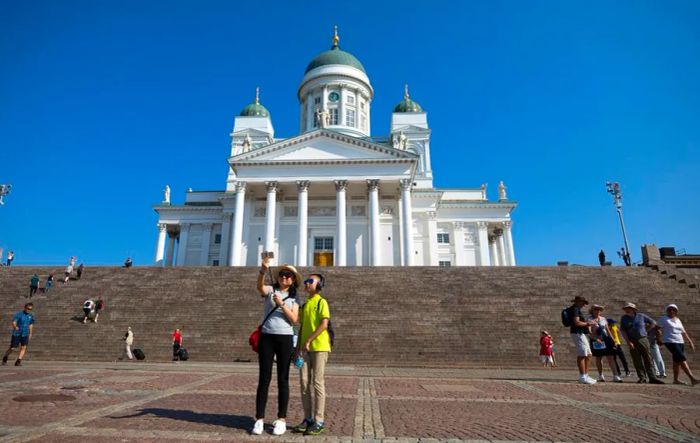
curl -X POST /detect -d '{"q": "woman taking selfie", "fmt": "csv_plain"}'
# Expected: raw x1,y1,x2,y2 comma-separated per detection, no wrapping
251,256,300,436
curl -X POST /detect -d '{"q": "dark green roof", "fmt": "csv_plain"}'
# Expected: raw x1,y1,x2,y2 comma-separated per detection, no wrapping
394,98,423,113
239,102,269,117
305,46,366,74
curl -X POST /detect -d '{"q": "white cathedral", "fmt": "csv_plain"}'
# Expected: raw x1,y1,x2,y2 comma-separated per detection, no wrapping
153,29,517,267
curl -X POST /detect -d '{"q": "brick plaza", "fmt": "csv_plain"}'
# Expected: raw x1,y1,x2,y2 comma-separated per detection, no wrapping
0,362,699,442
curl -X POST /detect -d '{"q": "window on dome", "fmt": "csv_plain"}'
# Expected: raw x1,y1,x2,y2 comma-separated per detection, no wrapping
346,109,356,127
313,110,319,128
347,95,355,104
314,97,321,105
329,109,338,125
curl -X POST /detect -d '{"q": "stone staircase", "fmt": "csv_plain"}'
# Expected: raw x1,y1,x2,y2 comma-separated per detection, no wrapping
0,266,696,368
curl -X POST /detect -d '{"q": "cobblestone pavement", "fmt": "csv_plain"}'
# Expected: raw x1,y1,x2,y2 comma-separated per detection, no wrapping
0,362,699,442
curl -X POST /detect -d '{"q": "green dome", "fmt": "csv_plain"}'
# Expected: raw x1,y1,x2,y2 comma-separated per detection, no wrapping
239,102,269,117
393,98,423,113
305,46,366,74
393,84,424,113
239,88,269,117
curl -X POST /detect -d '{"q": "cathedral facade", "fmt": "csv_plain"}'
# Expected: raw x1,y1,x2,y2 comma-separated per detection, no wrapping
153,30,517,267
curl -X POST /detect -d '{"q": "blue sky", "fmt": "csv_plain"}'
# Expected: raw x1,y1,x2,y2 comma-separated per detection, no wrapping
1,1,698,266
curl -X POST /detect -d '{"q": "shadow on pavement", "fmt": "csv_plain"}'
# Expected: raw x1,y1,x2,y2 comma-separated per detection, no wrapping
109,408,253,430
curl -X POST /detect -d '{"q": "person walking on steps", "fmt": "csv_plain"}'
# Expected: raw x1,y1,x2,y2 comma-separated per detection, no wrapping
44,274,54,294
121,327,134,360
251,257,300,437
28,274,39,298
82,299,95,324
2,303,35,367
293,273,332,436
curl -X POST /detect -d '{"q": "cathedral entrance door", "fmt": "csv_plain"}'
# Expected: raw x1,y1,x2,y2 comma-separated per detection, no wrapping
313,236,334,267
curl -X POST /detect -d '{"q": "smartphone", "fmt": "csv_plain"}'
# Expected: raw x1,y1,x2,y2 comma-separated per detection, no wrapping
261,251,275,260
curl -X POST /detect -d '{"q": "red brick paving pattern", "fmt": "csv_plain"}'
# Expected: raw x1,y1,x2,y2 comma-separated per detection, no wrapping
0,388,137,427
81,393,356,437
606,405,700,437
533,381,700,406
4,364,700,442
375,377,553,401
378,400,676,443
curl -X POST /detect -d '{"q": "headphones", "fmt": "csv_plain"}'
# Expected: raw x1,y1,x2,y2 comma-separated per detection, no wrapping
312,273,325,291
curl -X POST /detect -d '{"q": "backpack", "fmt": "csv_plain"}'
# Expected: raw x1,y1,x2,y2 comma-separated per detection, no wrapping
561,306,573,327
317,298,335,349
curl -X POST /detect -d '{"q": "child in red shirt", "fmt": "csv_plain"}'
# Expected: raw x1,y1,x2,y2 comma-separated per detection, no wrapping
172,328,183,361
539,330,554,368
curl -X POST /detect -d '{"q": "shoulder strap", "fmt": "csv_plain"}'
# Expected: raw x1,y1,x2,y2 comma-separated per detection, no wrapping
260,295,291,327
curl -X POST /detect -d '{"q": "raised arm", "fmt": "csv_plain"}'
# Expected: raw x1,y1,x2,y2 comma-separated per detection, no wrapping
257,257,273,297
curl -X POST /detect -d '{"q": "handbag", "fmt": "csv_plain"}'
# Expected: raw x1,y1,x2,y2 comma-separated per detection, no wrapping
249,295,291,353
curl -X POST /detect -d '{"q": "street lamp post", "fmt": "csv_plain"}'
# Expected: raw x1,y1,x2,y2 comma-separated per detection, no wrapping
606,181,632,266
0,184,11,206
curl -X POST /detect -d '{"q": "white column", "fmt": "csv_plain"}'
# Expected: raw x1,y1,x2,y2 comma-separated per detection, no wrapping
496,229,507,266
476,221,491,266
200,223,212,266
453,222,466,266
165,233,176,267
297,181,309,266
400,179,414,266
230,182,246,266
367,179,380,266
154,223,167,266
504,221,516,266
339,85,346,126
264,181,278,254
426,212,438,266
219,213,232,266
489,237,501,266
335,180,348,266
176,223,190,266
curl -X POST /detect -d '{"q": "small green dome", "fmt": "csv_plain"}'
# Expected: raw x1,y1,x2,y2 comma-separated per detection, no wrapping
305,46,366,74
239,87,269,117
393,84,423,113
239,102,269,117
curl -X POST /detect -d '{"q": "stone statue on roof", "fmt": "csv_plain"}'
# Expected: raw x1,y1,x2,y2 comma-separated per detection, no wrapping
498,181,507,201
163,185,171,205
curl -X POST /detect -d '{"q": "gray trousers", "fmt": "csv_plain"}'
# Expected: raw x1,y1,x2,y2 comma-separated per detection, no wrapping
630,337,661,382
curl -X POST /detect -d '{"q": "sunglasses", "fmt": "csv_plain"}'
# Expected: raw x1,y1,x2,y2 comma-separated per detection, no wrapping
278,273,294,279
303,278,316,285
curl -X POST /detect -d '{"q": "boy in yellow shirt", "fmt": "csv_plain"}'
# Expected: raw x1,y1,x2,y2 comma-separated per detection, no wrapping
293,273,331,436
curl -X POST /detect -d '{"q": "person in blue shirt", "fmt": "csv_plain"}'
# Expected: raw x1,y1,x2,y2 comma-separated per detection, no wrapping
2,303,35,367
620,302,664,384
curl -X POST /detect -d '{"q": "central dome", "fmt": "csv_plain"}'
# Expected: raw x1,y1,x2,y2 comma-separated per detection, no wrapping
304,27,366,74
305,46,366,74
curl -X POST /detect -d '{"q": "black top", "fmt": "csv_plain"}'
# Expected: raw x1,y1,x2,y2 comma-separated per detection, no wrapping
569,305,589,334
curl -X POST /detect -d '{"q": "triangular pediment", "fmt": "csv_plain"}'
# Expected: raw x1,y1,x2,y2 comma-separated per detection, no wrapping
392,124,431,134
230,129,418,163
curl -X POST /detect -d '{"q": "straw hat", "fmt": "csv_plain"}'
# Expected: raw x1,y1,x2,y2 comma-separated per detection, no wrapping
272,264,302,287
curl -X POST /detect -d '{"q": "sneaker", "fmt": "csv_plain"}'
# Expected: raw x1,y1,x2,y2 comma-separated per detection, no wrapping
14,359,21,366
272,420,286,436
251,419,264,435
1,356,7,366
579,376,596,385
613,375,623,383
304,422,325,436
691,378,700,386
637,378,647,384
293,419,313,433
597,375,606,382
649,378,665,385
625,371,631,377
